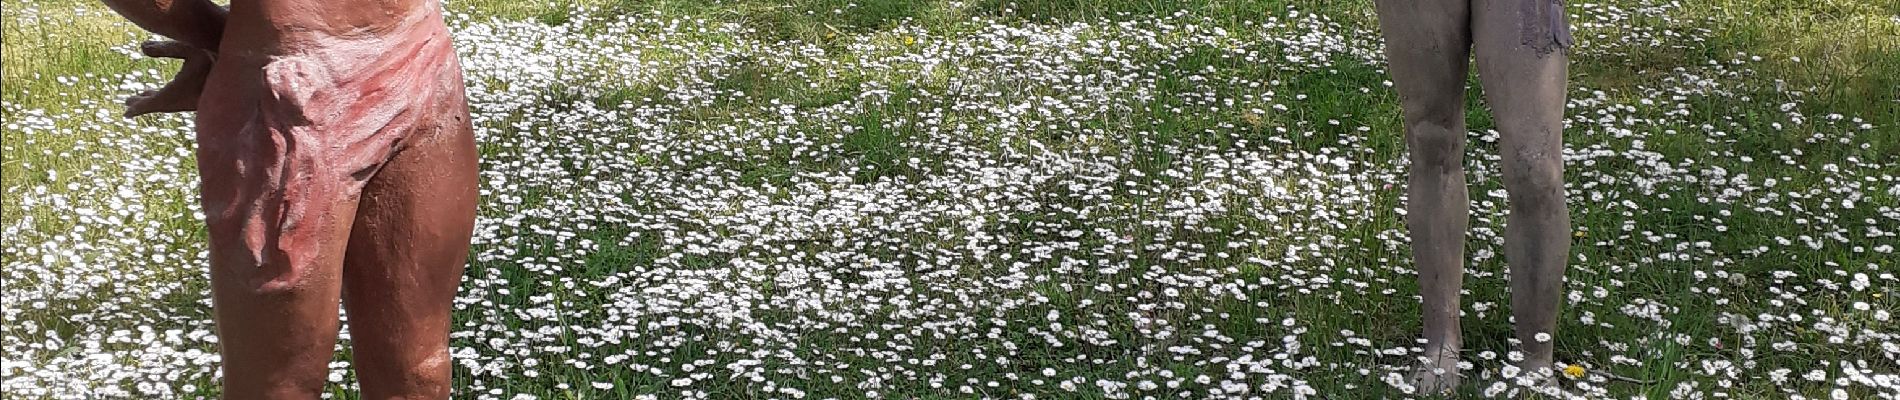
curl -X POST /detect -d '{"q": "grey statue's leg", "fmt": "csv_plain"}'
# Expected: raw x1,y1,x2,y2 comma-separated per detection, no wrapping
1473,0,1573,380
1374,0,1473,392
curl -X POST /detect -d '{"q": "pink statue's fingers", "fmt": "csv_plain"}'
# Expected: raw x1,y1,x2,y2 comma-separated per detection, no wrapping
124,89,196,118
140,40,196,59
125,100,192,117
125,40,215,119
124,91,158,117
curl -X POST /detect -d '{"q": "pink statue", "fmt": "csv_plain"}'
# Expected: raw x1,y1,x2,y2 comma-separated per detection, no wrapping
104,0,478,398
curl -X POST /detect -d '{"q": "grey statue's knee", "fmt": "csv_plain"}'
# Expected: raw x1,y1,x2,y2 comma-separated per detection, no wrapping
1502,166,1566,213
1400,100,1464,132
1406,131,1465,171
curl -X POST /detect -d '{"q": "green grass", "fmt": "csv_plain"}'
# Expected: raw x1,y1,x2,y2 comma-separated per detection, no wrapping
4,0,1897,398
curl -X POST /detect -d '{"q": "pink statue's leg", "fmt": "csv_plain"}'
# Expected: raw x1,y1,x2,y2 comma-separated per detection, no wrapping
340,73,479,400
204,219,351,399
197,74,354,399
1474,0,1573,380
1374,0,1474,393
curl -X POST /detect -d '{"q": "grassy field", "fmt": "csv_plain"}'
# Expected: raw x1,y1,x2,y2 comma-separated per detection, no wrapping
3,0,1897,398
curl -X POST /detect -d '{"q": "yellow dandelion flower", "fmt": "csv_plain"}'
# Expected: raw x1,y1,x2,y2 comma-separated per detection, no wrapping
1563,364,1587,379
904,36,917,46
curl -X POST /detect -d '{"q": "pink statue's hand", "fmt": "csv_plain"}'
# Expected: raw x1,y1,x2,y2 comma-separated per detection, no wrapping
125,40,216,118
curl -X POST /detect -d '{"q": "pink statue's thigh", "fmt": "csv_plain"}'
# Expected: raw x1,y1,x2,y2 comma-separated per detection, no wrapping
196,120,358,400
338,88,479,399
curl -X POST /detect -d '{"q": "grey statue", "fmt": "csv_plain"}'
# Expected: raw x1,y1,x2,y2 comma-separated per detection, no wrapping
1374,0,1574,392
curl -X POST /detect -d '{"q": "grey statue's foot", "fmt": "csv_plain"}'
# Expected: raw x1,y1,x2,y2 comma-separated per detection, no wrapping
1411,347,1462,395
1511,361,1564,395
